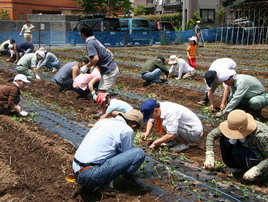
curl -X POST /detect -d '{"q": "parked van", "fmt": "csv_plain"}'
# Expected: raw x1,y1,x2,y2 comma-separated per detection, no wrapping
119,18,151,45
73,18,121,32
150,21,175,31
233,18,254,28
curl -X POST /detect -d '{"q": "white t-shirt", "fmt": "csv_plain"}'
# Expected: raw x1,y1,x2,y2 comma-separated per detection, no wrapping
207,58,237,89
149,102,203,135
169,59,194,79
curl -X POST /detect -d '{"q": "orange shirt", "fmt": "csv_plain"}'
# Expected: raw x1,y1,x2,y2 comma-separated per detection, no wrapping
187,45,198,58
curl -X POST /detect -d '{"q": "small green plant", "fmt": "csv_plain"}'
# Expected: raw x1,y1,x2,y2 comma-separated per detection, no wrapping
27,112,39,122
139,161,146,173
179,153,185,161
214,161,225,170
145,93,157,99
12,115,23,123
0,9,9,20
116,83,124,89
134,131,141,146
211,178,221,197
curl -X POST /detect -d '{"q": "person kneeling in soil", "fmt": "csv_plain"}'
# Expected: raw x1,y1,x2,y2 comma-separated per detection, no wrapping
36,49,60,72
197,58,237,111
16,51,44,80
141,99,203,152
168,55,196,80
72,66,101,97
53,57,90,91
215,71,268,118
140,56,169,86
0,74,30,116
204,109,268,182
88,92,133,127
72,109,145,189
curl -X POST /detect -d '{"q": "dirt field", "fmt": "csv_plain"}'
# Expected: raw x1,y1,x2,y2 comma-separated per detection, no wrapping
0,43,268,201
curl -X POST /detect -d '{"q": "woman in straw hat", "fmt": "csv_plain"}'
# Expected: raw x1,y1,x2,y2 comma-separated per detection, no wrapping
168,55,196,80
204,109,268,182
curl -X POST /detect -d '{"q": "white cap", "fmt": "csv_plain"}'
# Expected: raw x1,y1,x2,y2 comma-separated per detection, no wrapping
188,36,198,42
14,74,31,83
168,55,179,65
36,50,45,58
196,20,201,24
218,69,236,82
8,44,14,49
80,65,88,73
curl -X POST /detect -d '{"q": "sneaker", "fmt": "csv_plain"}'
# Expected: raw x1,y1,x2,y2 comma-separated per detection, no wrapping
169,144,189,152
161,140,177,147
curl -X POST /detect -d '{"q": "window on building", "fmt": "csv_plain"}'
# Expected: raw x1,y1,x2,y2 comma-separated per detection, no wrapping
200,9,215,23
20,12,24,20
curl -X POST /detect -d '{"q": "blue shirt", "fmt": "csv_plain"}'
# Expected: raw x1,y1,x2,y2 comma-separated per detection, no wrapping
85,36,117,74
106,99,133,114
53,61,78,83
16,42,34,53
72,116,134,172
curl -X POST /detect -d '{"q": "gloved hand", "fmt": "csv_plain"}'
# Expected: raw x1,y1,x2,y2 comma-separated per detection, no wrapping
91,91,97,100
243,166,261,181
19,110,28,117
80,65,88,73
215,111,224,118
36,74,41,79
204,151,215,170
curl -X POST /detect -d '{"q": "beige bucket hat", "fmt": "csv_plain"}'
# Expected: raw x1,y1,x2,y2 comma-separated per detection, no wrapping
168,55,179,65
219,110,257,139
120,109,143,127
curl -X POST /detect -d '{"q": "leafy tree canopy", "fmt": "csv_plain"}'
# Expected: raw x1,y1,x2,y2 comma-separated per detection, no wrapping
76,0,133,16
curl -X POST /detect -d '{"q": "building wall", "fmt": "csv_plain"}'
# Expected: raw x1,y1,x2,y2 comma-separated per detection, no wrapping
0,0,79,20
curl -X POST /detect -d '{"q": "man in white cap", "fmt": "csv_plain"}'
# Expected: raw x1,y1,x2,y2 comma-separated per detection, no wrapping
204,109,268,182
195,20,202,43
141,99,203,152
72,109,145,189
0,74,30,116
197,58,237,111
16,51,44,80
215,72,267,118
168,55,196,80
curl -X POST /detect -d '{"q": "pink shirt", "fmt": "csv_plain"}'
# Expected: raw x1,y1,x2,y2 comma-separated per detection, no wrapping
74,68,101,90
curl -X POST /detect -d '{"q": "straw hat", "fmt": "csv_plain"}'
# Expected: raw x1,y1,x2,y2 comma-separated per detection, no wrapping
168,55,179,65
219,110,257,139
120,109,143,127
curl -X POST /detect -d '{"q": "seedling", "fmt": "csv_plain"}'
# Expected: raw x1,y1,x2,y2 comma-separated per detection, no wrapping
134,131,141,146
27,112,39,122
214,161,225,170
116,83,124,89
179,153,185,161
12,115,23,123
139,161,146,173
145,93,157,99
211,178,221,197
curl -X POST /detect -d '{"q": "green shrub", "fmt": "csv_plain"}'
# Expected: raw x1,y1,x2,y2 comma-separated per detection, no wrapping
0,9,9,20
136,13,182,30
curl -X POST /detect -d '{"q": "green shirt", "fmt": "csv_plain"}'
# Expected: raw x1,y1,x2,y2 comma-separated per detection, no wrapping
223,74,265,114
141,59,169,75
16,53,37,69
206,121,268,173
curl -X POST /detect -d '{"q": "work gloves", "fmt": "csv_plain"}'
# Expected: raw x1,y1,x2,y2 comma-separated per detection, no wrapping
243,166,261,182
19,110,28,117
91,91,97,100
36,74,41,79
215,111,224,118
204,151,214,170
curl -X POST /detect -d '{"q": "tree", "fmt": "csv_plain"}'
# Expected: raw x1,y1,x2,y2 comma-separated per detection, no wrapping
216,7,226,25
185,11,201,30
134,5,146,16
76,0,133,16
0,9,9,20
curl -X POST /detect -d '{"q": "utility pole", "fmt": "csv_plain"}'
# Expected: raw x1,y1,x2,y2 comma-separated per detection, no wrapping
108,0,110,17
